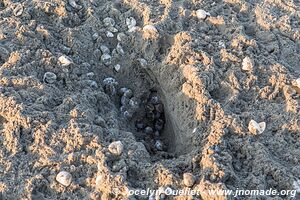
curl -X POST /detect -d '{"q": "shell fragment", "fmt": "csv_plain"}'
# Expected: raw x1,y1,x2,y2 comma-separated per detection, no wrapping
248,120,266,135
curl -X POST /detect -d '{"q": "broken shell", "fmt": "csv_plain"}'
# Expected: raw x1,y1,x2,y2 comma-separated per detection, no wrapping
56,171,72,187
108,141,124,156
103,17,115,27
129,98,139,109
143,25,158,33
248,120,266,135
58,55,73,67
89,80,98,89
100,45,110,54
116,43,124,55
121,95,130,105
128,26,139,33
183,173,196,187
154,140,163,151
43,72,57,84
13,4,24,17
144,126,153,134
68,0,82,10
114,64,121,72
101,54,112,66
106,31,114,38
196,9,210,20
242,56,254,71
126,17,137,29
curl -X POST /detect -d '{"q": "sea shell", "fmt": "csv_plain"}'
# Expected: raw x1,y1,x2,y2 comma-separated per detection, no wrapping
117,32,127,42
108,26,119,33
103,17,115,27
103,77,118,85
126,17,137,29
101,54,112,66
56,171,72,187
100,45,110,54
144,126,153,134
106,31,114,38
43,72,57,84
13,4,24,17
242,56,254,71
248,120,266,135
116,43,124,55
68,0,82,10
114,64,121,72
137,58,148,67
108,141,124,156
58,55,73,67
154,140,163,151
143,25,157,33
196,9,210,20
183,173,196,187
295,78,300,88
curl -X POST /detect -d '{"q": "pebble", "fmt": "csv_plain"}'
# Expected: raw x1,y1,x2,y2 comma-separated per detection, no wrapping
183,173,196,187
248,120,266,135
58,55,73,67
43,72,57,84
56,171,72,187
101,54,112,66
242,56,254,71
103,17,115,27
154,140,163,151
13,4,24,17
68,0,82,9
108,141,124,156
196,9,210,20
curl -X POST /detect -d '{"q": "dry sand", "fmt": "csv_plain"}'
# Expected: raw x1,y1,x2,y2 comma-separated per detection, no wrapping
0,0,300,199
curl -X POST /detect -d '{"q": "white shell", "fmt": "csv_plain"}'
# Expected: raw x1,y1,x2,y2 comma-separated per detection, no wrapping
95,174,105,187
106,31,114,38
101,54,112,66
183,173,195,187
114,64,121,72
143,25,157,33
13,4,24,16
43,72,57,84
56,171,72,187
137,58,148,67
92,33,99,40
103,17,115,27
58,55,73,67
196,9,210,20
103,77,118,85
242,56,254,71
128,26,138,33
68,0,82,9
295,78,300,88
116,43,124,55
293,180,300,193
100,45,110,54
126,17,137,29
154,140,163,151
117,32,126,42
108,141,124,156
248,120,266,135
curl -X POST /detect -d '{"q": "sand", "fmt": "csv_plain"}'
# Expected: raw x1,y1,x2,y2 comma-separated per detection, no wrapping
0,0,300,199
